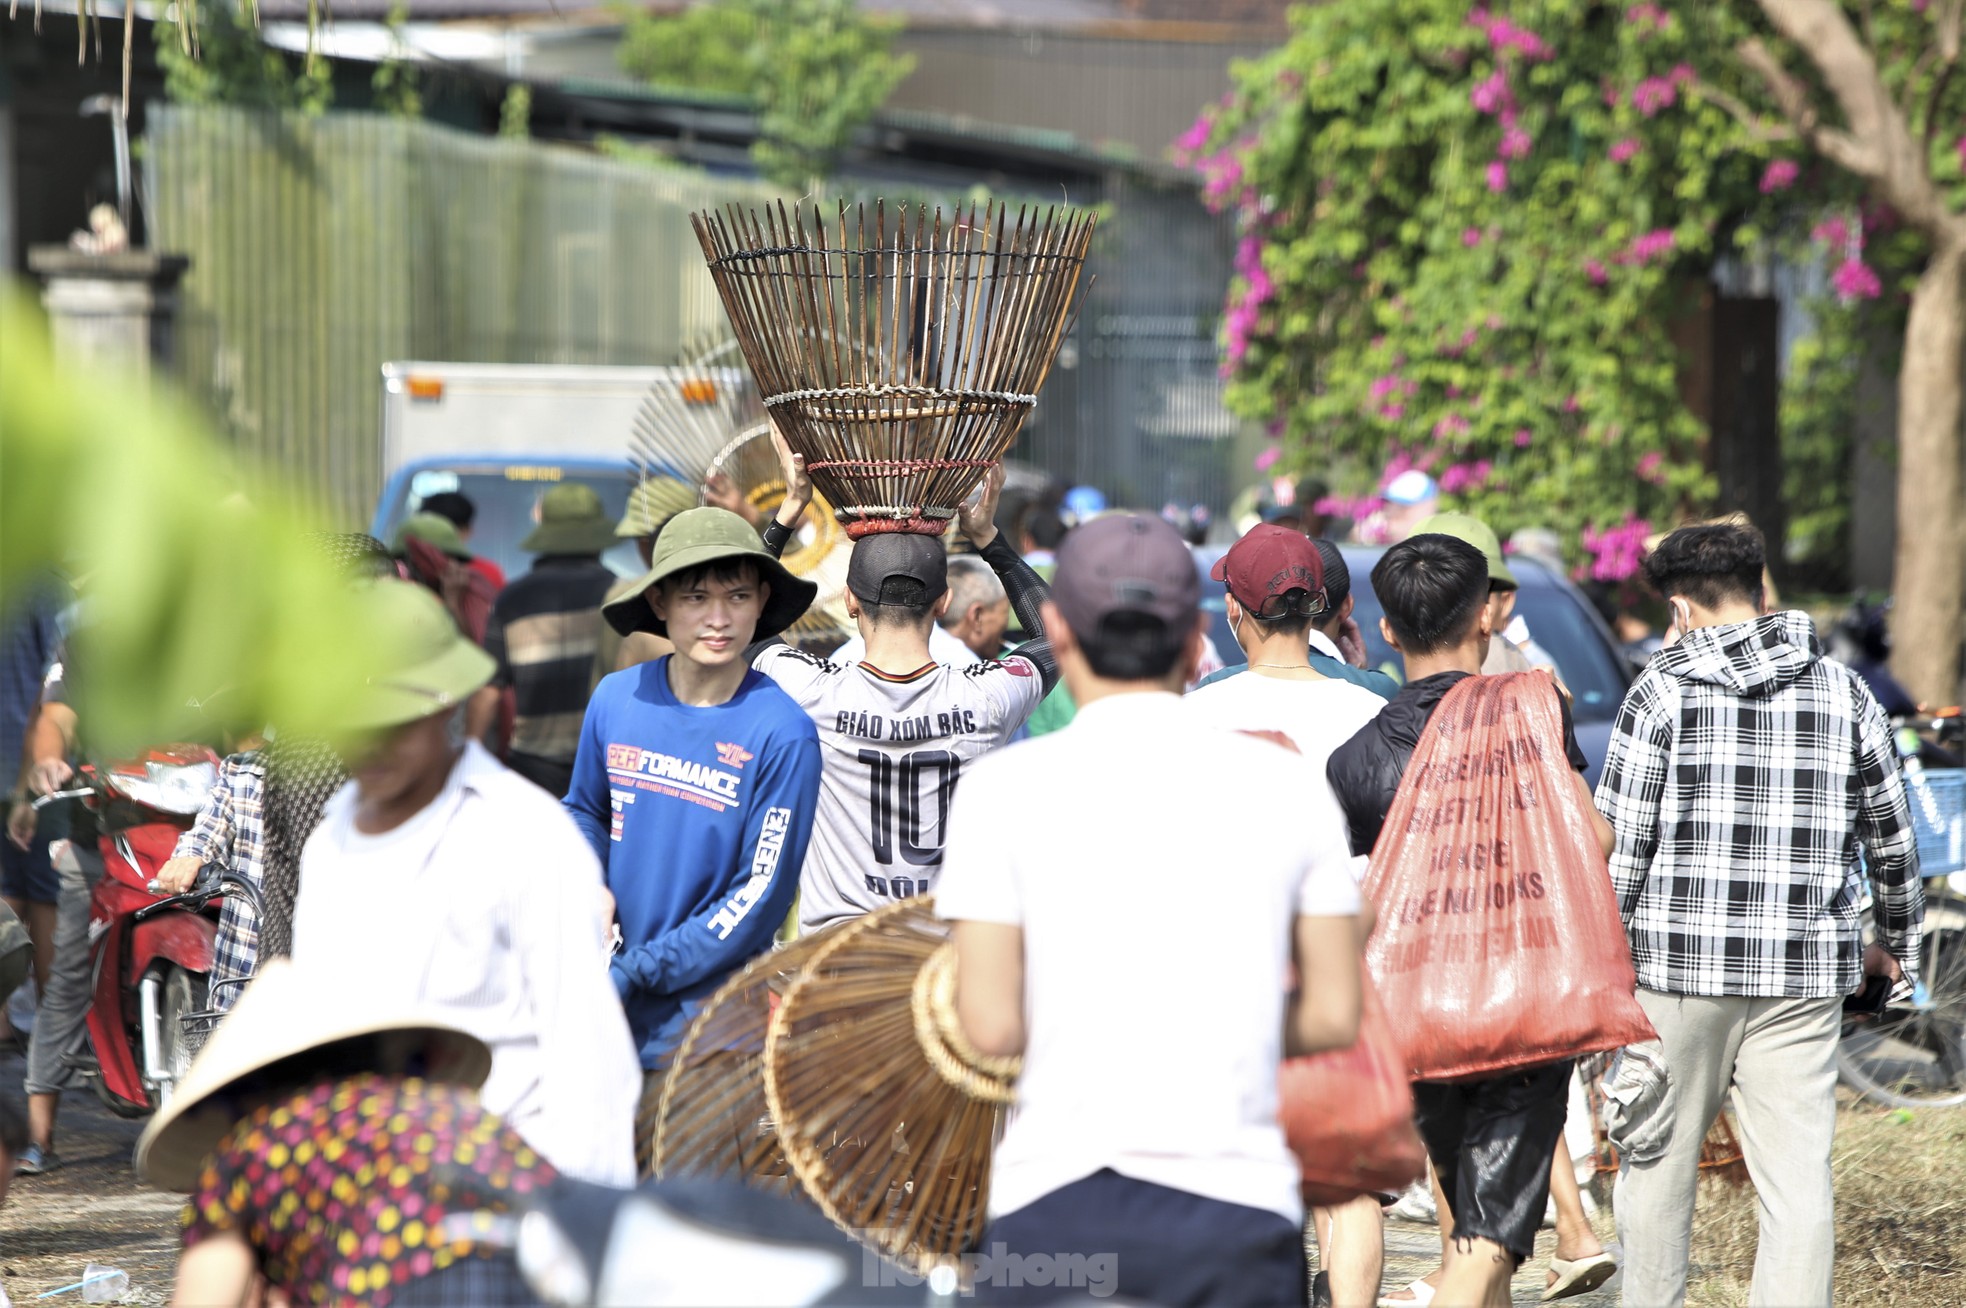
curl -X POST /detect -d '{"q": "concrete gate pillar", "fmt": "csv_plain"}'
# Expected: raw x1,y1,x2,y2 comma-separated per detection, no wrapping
26,248,191,383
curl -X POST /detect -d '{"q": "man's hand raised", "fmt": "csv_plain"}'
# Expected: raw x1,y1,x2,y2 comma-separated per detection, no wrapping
958,464,1006,550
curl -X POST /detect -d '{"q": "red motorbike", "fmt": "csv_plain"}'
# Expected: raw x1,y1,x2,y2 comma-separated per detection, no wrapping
37,745,254,1116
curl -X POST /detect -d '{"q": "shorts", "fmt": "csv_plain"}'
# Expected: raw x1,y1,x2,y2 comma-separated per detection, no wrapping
1411,1058,1573,1266
0,833,57,904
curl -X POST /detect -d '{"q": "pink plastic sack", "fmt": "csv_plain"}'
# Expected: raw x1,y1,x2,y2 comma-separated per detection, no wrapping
1362,673,1655,1081
1280,965,1428,1205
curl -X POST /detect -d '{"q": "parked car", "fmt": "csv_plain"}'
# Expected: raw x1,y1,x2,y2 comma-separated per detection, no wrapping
1195,543,1635,786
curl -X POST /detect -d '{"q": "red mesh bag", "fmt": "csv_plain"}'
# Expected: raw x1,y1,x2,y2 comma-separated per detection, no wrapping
1362,673,1655,1081
1280,965,1429,1205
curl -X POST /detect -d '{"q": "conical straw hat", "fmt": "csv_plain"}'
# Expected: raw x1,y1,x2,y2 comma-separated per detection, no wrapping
762,899,1019,1278
135,960,493,1192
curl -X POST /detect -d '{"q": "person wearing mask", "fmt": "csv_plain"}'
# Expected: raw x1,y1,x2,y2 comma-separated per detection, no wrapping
1597,523,1922,1308
751,456,1055,934
565,508,822,1085
465,484,620,797
292,581,639,1186
1327,535,1612,1308
1195,537,1397,702
940,513,1363,1305
421,490,507,594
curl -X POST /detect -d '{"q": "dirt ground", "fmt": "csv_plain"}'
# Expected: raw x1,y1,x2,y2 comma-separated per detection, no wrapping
1,1049,1958,1307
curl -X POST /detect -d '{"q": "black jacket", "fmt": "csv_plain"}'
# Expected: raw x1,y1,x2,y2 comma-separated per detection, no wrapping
1327,670,1586,857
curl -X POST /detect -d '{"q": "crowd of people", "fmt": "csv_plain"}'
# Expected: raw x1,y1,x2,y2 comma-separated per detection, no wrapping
0,435,1929,1308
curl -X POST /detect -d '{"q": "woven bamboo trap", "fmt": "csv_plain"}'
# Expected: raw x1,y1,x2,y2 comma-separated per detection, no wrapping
763,899,1019,1277
692,200,1096,538
628,336,854,649
641,926,841,1188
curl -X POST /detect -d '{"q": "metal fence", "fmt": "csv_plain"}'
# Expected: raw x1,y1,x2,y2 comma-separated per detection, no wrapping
145,104,1244,528
146,105,777,524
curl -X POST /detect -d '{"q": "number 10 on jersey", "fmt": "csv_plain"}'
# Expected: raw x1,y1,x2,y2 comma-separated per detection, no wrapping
858,749,961,900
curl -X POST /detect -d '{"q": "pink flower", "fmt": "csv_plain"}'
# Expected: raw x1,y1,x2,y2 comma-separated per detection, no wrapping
1632,76,1677,117
1433,412,1471,439
1582,515,1654,581
1562,394,1581,413
1615,228,1676,265
1585,258,1608,284
1370,374,1402,400
1832,257,1883,301
1380,403,1406,420
1956,135,1966,171
1254,445,1282,472
1635,451,1665,483
1759,159,1799,192
1669,63,1694,85
1603,79,1622,108
1812,216,1851,248
1471,71,1511,115
1624,2,1667,30
1500,126,1532,159
1486,161,1509,192
1514,428,1533,447
1609,138,1641,164
1463,227,1484,247
1174,114,1213,156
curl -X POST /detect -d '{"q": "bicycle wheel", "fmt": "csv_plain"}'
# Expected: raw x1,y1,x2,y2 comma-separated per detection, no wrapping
1838,894,1966,1107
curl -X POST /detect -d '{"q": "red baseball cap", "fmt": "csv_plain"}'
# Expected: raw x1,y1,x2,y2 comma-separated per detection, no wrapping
1211,524,1326,614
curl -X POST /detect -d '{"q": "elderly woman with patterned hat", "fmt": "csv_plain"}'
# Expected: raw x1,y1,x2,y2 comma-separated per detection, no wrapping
142,960,548,1306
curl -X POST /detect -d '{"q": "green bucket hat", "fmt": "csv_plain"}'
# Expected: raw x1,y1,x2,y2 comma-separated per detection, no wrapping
522,482,620,556
345,581,497,730
602,506,816,641
391,512,471,562
616,476,698,539
1413,511,1517,590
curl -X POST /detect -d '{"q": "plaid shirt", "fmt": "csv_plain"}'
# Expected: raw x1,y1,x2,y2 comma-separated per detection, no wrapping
1595,612,1923,998
172,753,266,1011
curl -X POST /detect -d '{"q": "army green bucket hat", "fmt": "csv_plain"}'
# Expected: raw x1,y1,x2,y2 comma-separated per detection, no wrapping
521,482,618,556
391,512,471,562
1413,511,1517,590
602,506,816,640
345,581,497,730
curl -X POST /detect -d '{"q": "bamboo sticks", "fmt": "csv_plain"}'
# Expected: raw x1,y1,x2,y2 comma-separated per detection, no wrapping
691,200,1096,538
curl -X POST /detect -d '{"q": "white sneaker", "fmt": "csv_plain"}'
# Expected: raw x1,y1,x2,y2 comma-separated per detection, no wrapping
1385,1179,1437,1225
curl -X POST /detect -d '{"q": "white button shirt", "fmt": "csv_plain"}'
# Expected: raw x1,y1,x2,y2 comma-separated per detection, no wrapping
294,741,640,1186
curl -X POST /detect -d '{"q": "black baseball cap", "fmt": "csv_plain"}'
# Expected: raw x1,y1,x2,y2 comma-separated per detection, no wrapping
1050,513,1200,637
846,533,949,606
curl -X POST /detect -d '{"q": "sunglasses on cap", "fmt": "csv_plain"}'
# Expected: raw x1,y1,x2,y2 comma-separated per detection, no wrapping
1239,587,1328,622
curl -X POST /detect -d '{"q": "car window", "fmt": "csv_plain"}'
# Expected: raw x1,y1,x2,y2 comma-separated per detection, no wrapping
1348,583,1629,723
376,467,645,581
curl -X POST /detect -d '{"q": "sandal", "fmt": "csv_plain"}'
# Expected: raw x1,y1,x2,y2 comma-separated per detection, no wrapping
1377,1280,1437,1307
1542,1251,1616,1301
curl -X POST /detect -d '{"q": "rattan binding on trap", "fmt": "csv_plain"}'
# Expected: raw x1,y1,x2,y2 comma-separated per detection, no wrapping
692,200,1095,538
763,898,1020,1277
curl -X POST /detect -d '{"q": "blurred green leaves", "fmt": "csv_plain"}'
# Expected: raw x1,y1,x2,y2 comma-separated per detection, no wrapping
1,293,379,755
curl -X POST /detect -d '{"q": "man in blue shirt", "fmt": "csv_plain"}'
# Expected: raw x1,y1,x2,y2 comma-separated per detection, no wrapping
565,508,823,1082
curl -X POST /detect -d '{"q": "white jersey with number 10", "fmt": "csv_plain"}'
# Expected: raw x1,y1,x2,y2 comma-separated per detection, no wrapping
752,645,1045,933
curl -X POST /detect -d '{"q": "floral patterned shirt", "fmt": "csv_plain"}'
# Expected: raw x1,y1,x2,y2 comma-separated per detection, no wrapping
181,1074,554,1305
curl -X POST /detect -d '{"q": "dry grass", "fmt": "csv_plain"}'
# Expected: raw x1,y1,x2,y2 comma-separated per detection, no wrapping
1685,1095,1966,1307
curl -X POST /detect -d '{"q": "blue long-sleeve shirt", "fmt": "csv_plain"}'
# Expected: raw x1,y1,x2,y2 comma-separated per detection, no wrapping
565,657,821,1068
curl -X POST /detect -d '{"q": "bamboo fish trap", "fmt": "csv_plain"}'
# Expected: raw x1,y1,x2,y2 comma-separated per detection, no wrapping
692,200,1096,538
763,899,1019,1277
642,927,840,1188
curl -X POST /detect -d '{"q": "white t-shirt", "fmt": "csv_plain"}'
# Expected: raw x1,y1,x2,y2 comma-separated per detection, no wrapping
293,742,640,1187
832,624,983,667
935,691,1360,1224
753,645,1045,932
1185,668,1388,787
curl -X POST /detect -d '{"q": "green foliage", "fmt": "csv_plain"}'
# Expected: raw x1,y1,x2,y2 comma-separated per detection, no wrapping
1779,296,1860,586
370,0,423,120
0,293,375,754
617,0,915,190
156,0,332,114
1181,0,1808,569
499,83,532,140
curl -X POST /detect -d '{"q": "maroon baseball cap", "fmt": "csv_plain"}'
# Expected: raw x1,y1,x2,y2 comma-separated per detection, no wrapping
1050,513,1200,637
1211,524,1327,614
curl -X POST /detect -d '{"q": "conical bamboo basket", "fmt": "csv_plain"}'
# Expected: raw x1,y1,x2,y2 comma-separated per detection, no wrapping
642,927,839,1189
692,200,1095,538
762,899,1019,1277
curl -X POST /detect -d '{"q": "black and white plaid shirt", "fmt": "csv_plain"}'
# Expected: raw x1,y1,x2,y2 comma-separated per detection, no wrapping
1595,611,1922,998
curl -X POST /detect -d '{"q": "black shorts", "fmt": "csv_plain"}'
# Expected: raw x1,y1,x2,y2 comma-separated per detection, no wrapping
1411,1059,1573,1266
0,833,57,904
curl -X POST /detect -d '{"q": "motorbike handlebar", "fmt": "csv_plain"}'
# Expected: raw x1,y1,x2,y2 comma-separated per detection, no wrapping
30,786,93,811
136,869,266,923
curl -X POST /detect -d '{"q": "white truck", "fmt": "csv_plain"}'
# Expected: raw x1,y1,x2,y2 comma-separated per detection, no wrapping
369,361,678,580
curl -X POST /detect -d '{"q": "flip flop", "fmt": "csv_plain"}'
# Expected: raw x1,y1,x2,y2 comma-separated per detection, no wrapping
1377,1280,1437,1308
1542,1251,1617,1301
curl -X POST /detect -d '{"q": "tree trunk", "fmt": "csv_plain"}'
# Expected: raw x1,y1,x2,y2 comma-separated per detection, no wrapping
1889,241,1966,706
